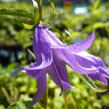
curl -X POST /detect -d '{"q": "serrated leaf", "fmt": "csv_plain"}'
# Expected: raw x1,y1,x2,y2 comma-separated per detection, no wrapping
81,74,107,92
0,8,33,19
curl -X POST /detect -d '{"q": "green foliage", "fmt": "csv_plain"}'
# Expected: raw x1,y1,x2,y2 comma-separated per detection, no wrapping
0,8,33,19
7,101,33,109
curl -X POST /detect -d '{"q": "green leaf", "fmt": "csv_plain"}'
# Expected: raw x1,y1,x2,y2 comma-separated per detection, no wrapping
31,0,39,25
48,1,56,24
11,18,23,27
23,23,34,29
81,74,107,92
11,18,34,29
7,101,33,109
93,22,105,29
0,105,5,109
93,0,100,9
0,8,33,19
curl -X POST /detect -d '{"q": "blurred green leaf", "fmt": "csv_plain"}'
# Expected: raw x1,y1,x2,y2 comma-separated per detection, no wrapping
31,0,39,25
11,18,34,29
93,0,100,9
11,18,23,27
23,23,34,30
48,1,56,24
7,101,33,109
0,8,33,19
0,105,5,109
93,22,105,29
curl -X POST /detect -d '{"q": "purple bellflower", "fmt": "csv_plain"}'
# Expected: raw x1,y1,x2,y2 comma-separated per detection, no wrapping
21,24,109,105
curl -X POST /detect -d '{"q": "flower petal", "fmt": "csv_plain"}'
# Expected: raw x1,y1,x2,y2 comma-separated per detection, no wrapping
73,51,105,67
73,51,109,76
72,51,109,84
21,29,53,71
32,28,42,63
54,49,98,74
45,29,64,47
98,67,109,77
48,63,73,92
72,51,97,68
65,32,95,52
53,55,69,83
46,29,94,52
29,71,46,105
88,73,108,85
61,81,75,92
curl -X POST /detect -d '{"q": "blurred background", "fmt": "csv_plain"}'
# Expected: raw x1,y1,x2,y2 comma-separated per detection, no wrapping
0,0,109,109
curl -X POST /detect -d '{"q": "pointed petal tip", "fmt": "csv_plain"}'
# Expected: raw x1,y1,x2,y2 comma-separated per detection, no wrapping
19,65,25,70
28,72,46,105
92,31,95,39
62,81,75,92
88,31,95,42
29,100,37,106
65,31,95,52
20,66,31,72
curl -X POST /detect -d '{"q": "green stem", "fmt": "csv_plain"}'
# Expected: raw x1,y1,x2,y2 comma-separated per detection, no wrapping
1,87,11,104
44,84,48,109
38,0,42,22
43,75,48,109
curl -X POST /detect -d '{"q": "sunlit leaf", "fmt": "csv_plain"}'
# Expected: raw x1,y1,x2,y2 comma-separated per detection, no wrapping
23,23,34,29
7,101,33,109
81,74,107,92
93,22,105,29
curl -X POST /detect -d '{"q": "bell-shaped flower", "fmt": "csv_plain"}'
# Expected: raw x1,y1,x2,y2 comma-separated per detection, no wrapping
21,24,109,105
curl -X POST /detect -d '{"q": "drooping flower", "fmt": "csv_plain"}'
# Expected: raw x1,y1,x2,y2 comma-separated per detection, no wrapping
21,24,109,105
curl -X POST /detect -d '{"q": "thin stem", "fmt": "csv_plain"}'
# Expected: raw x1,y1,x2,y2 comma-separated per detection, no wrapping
27,49,36,59
38,0,42,22
1,87,11,104
44,76,48,109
